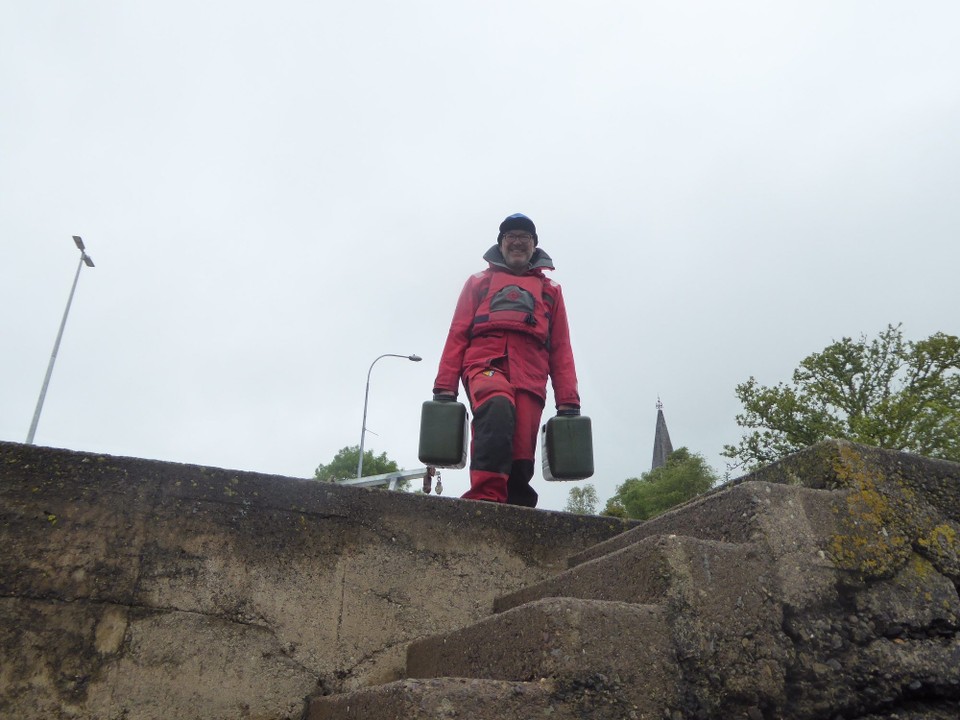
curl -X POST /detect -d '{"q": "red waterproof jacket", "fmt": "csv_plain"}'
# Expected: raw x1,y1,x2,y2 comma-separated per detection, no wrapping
433,245,580,408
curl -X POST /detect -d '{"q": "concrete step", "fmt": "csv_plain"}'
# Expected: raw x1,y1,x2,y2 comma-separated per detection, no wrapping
495,533,767,614
567,480,842,568
406,596,680,717
486,534,790,713
308,518,791,719
305,675,636,720
308,488,821,720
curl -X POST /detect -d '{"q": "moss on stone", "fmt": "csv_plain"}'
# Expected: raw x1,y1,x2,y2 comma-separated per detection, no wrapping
827,444,912,579
824,443,960,583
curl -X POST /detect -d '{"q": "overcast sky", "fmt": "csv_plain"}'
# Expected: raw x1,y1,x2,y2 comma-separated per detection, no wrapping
2,1,958,512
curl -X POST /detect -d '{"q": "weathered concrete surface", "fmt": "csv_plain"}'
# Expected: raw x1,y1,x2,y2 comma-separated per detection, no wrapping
0,440,635,720
5,439,960,719
570,440,960,571
406,597,681,717
310,440,960,720
306,676,597,720
487,532,791,716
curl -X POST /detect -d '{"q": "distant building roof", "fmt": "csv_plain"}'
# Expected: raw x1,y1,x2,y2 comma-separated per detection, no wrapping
652,398,673,470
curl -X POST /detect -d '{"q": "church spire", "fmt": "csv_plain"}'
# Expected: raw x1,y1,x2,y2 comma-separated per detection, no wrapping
651,397,673,470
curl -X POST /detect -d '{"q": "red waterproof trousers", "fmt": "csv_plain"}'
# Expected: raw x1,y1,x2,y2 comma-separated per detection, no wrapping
461,365,544,507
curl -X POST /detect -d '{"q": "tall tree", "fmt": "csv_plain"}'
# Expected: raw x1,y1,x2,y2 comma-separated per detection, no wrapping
564,484,599,515
314,446,408,490
723,325,960,470
604,448,717,521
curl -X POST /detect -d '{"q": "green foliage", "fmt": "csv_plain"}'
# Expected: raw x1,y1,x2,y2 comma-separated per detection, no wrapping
723,325,960,470
314,446,408,490
601,498,628,519
564,484,599,515
608,448,718,521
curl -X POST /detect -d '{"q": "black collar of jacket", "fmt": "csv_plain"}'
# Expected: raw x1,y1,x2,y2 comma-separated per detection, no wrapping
483,244,555,273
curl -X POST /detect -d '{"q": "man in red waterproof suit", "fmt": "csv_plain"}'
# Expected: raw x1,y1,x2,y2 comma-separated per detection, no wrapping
432,213,581,507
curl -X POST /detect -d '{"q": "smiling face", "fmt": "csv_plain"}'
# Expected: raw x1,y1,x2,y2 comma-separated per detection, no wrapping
500,231,536,273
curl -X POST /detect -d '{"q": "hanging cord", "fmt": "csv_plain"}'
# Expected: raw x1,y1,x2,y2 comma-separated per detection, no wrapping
422,466,435,494
421,466,443,495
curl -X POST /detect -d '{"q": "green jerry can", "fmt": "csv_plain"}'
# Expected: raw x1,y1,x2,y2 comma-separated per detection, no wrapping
541,413,594,481
418,400,469,468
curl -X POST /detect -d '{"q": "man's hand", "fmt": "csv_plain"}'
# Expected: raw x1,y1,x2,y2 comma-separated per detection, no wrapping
433,393,457,402
557,404,580,416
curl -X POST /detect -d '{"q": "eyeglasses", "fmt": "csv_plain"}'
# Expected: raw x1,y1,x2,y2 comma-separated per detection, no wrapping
502,233,534,242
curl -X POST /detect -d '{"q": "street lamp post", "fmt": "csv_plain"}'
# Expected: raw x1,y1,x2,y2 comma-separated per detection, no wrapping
26,236,95,445
357,353,422,478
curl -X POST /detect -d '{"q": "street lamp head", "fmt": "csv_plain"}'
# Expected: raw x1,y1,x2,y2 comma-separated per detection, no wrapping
409,355,422,362
73,236,85,251
82,254,95,268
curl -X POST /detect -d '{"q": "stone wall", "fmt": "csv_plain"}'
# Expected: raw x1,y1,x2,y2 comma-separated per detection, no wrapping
308,440,960,720
0,441,635,720
4,439,959,720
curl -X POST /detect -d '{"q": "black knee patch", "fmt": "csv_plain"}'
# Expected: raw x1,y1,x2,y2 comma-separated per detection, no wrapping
471,396,515,475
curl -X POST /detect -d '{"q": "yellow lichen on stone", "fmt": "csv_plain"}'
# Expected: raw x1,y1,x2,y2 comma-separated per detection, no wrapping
915,522,960,580
918,523,958,552
907,553,936,582
826,446,911,579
